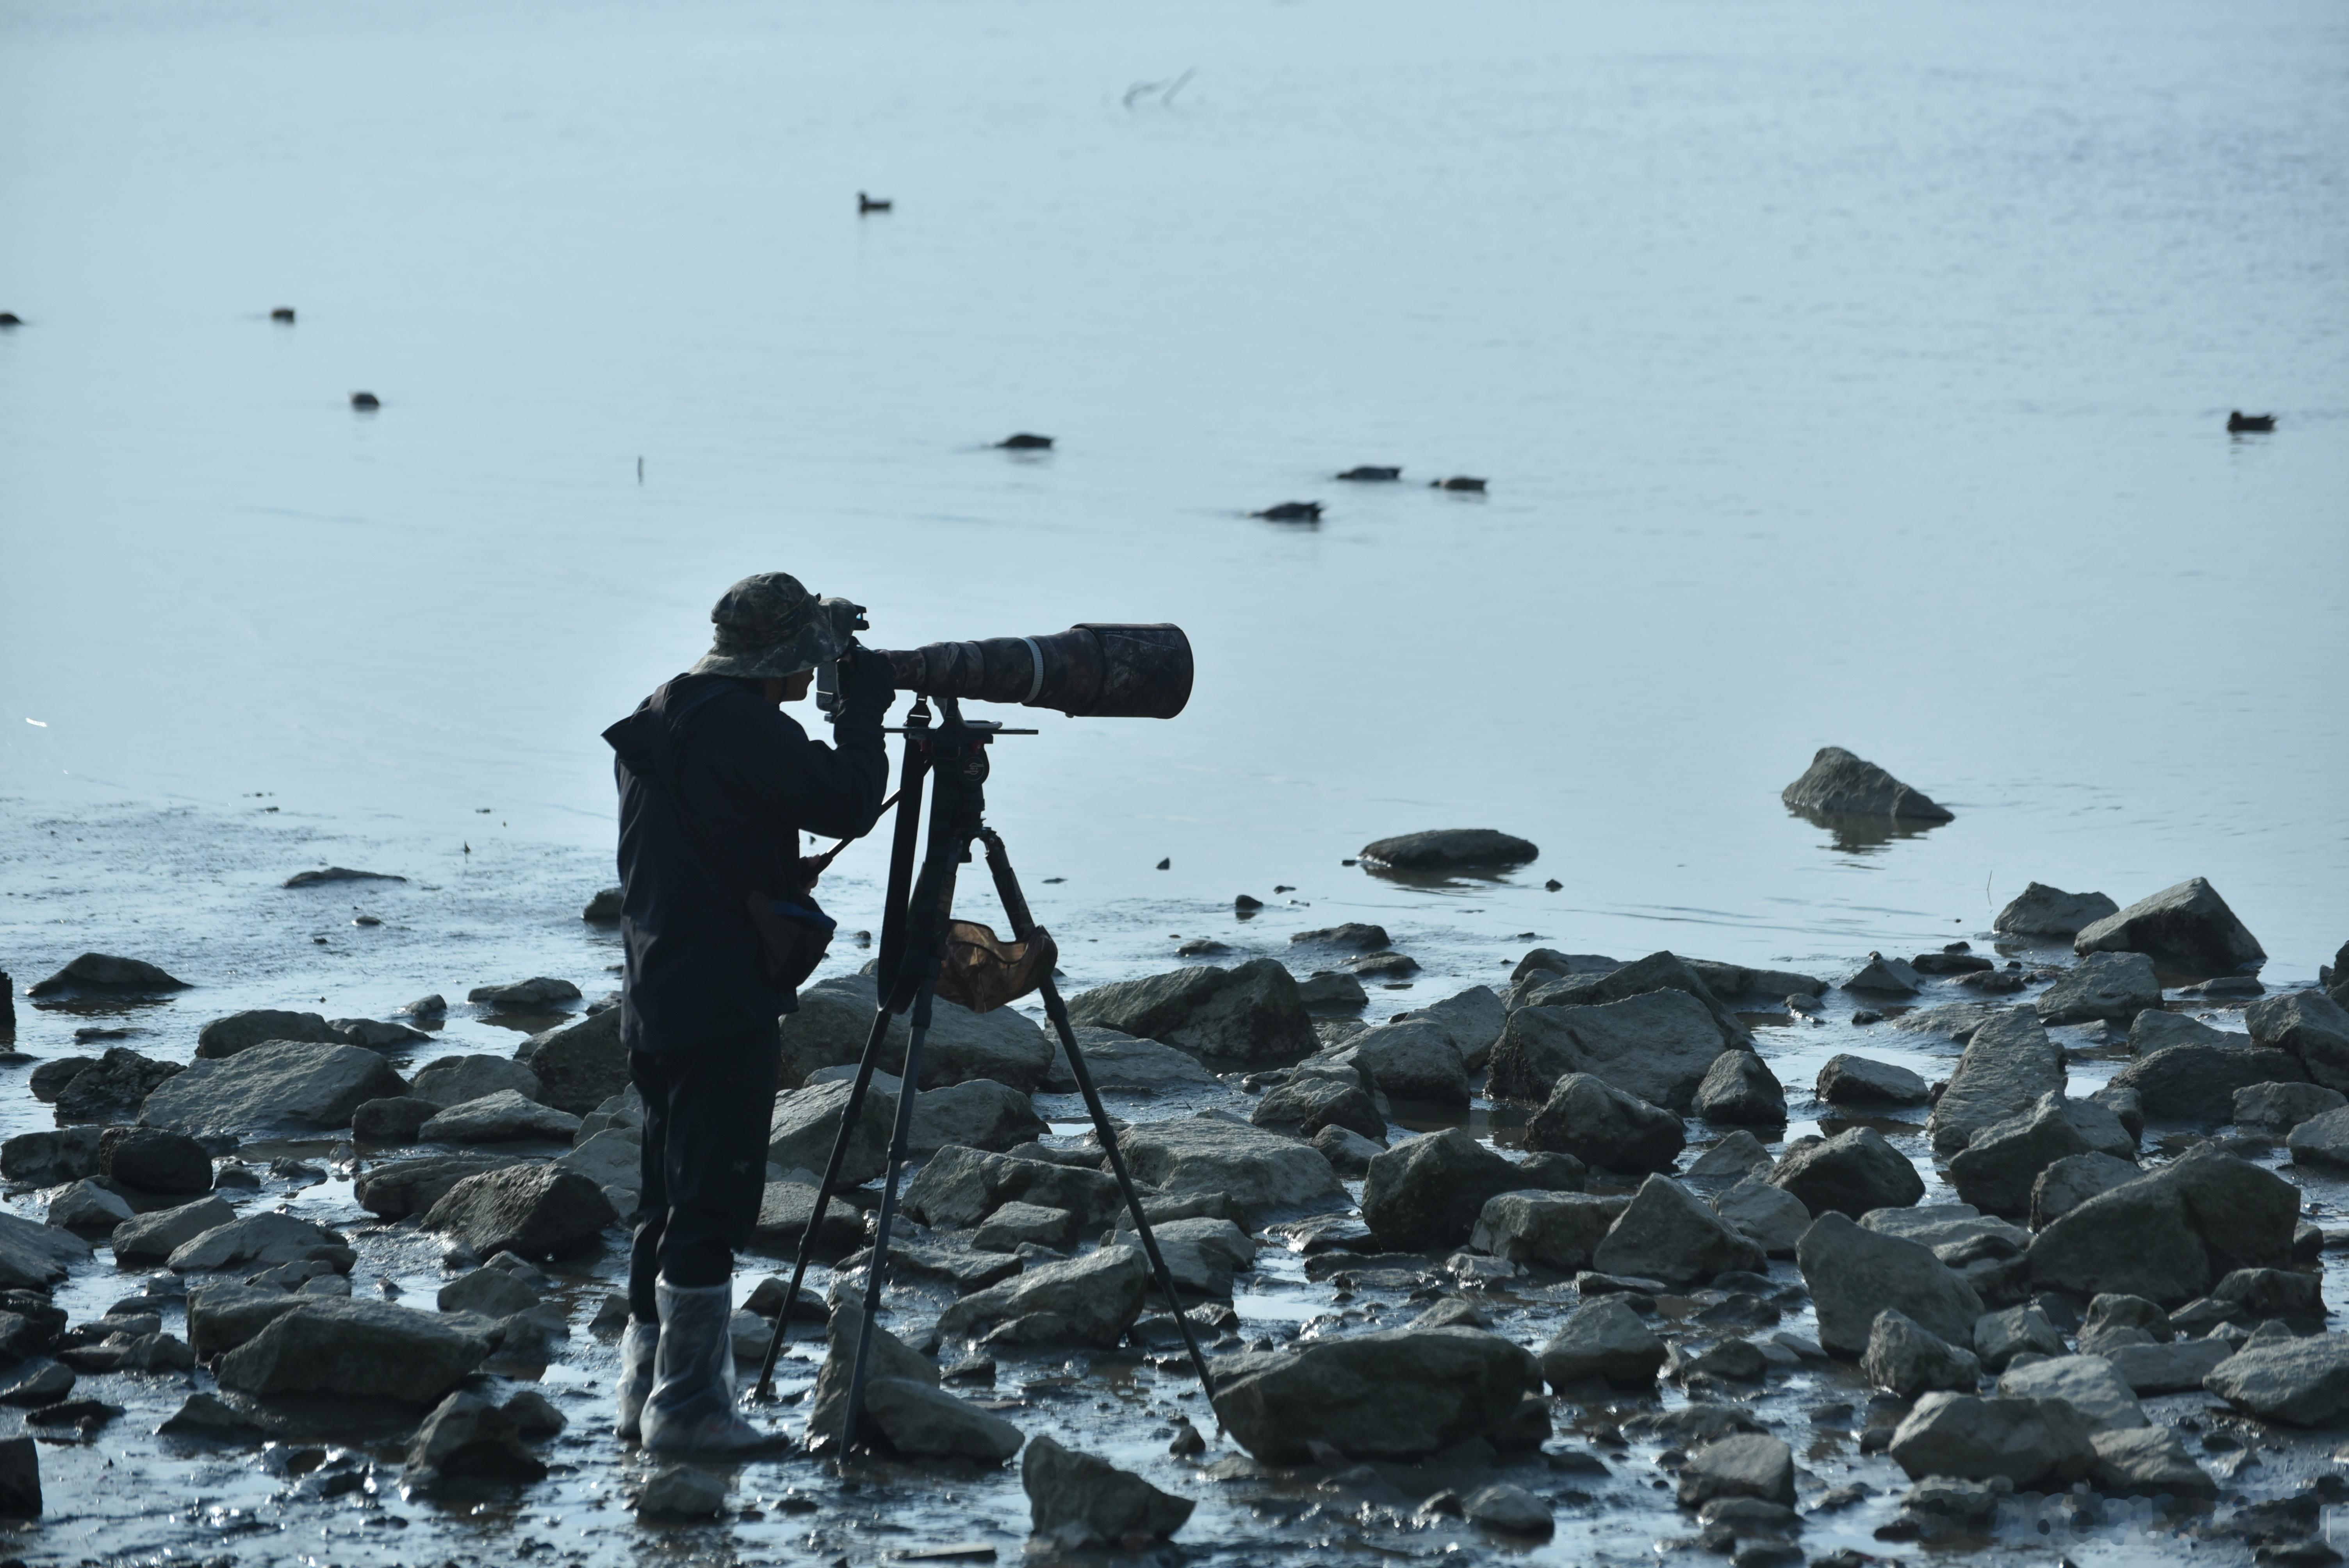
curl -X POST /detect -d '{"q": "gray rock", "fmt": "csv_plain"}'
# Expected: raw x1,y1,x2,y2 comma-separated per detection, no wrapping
769,1075,900,1187
467,977,580,1008
1798,1212,1984,1356
1539,1297,1665,1388
1462,1482,1551,1536
2249,990,2349,1092
98,1127,212,1195
1121,1116,1341,1221
405,1390,548,1483
1684,1130,1774,1185
1294,972,1368,1012
2089,1426,2215,1499
1490,990,1734,1112
904,1146,1124,1231
1843,953,1924,996
1891,1001,2005,1044
1591,1175,1764,1285
1694,1051,1785,1126
1341,1020,1469,1104
0,1211,89,1292
0,1129,102,1187
781,972,1055,1089
214,1299,490,1404
1357,829,1538,871
806,1301,937,1450
1251,1076,1385,1142
419,1090,581,1144
422,1164,617,1260
2102,1338,2235,1395
1767,1126,1923,1218
2212,1265,2324,1321
0,1363,74,1408
2110,1041,2306,1119
169,1212,349,1273
636,1463,727,1517
904,1078,1051,1155
2203,1333,2349,1424
1290,923,1390,951
1676,1432,1796,1507
1927,1009,2065,1153
936,1244,1148,1347
512,1008,629,1114
2130,1009,2229,1053
2028,1146,2297,1304
1511,951,1753,1050
139,1041,405,1137
1782,746,1951,821
351,1097,440,1144
410,1055,542,1108
1974,1304,2066,1372
336,1017,431,1050
1996,1354,2146,1431
1363,1128,1543,1250
1686,959,1830,1002
1816,1054,1930,1107
2073,877,2265,982
2290,1106,2349,1167
1995,883,2120,939
112,1196,236,1265
1862,1308,1981,1397
1711,1178,1813,1258
186,1283,308,1358
1212,1326,1540,1461
353,1153,519,1219
1022,1433,1192,1547
437,1267,540,1318
2030,1151,2142,1229
1041,1026,1217,1094
195,1010,342,1058
1525,1073,1684,1174
1134,1217,1257,1298
26,952,189,994
1472,1192,1628,1271
1888,1392,2097,1487
1948,1092,2135,1217
1066,960,1316,1070
45,1181,131,1235
555,1127,641,1191
2036,952,2161,1026
55,1048,184,1122
2237,1080,2347,1132
1413,986,1508,1071
971,1201,1076,1253
26,1058,98,1105
748,1176,863,1255
1311,1124,1384,1176
860,1375,1026,1462
582,887,622,922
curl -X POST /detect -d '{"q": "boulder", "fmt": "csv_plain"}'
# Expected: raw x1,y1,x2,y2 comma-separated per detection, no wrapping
410,1055,543,1108
467,977,580,1009
1250,1076,1385,1142
1462,1482,1551,1537
0,1435,36,1516
636,1463,726,1518
1887,1392,2098,1487
1767,1126,1923,1218
904,1145,1123,1231
0,1212,91,1290
25,1058,95,1105
336,1017,432,1051
2101,1338,2235,1395
1996,1354,2146,1431
2289,1106,2349,1168
905,1078,1050,1155
1312,1124,1382,1176
1212,1326,1540,1461
1510,951,1753,1051
353,1154,520,1219
2030,1152,2142,1229
860,1376,1023,1462
1798,1212,1984,1356
1413,986,1508,1071
2248,990,2349,1092
1843,953,1924,996
1684,1130,1774,1186
184,1283,305,1358
405,1390,554,1485
748,1177,863,1256
1676,1433,1795,1507
556,1127,641,1192
139,1041,405,1137
970,1200,1073,1253
1066,961,1316,1069
1538,1297,1665,1388
168,1212,349,1273
2109,1042,2306,1119
1290,923,1390,951
1947,1093,2135,1216
1525,1074,1684,1174
1041,1027,1217,1093
422,1164,617,1259
55,1049,183,1122
2129,1009,2228,1054
512,1008,629,1114
352,1097,442,1144
1489,990,1733,1111
1340,1021,1469,1104
26,953,189,995
935,1244,1148,1347
1973,1304,2065,1372
1862,1308,1980,1397
2035,953,2161,1026
1472,1192,1628,1271
1927,1009,2064,1153
2203,1333,2349,1424
1363,1128,1543,1250
768,1076,896,1186
2073,877,2265,982
1591,1176,1764,1285
419,1091,581,1144
2237,1080,2347,1132
1023,1434,1193,1548
1781,746,1951,821
1816,1054,1930,1107
214,1300,490,1404
45,1181,131,1235
112,1196,236,1265
804,1301,936,1447
98,1127,213,1195
195,1010,341,1058
438,1266,540,1318
1694,1051,1785,1126
2089,1426,2215,1499
2027,1146,2297,1304
1121,1116,1342,1220
1994,883,2119,939
0,1128,102,1187
780,972,1055,1089
1357,829,1538,871
1124,1216,1254,1298
1686,959,1829,1002
1712,1178,1813,1258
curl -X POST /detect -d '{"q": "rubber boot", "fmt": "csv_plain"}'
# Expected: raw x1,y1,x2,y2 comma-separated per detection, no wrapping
615,1317,658,1442
639,1278,772,1454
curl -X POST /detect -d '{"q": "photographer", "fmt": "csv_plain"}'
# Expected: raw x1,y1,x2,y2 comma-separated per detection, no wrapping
601,571,895,1453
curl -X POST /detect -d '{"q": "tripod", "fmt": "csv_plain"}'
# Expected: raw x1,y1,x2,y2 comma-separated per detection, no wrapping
751,694,1219,1455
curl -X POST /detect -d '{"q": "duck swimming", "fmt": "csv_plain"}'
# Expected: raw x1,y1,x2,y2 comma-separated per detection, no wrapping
1251,501,1323,522
996,433,1053,449
2228,411,2276,433
1431,476,1487,492
859,191,893,213
350,391,380,410
1337,465,1402,481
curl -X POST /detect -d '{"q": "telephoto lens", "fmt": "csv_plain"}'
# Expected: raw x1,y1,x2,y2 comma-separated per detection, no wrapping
872,624,1191,719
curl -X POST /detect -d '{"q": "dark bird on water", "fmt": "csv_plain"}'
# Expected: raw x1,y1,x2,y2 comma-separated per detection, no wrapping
2228,411,2276,433
270,306,295,323
1337,465,1402,481
0,313,21,327
350,391,380,410
859,191,893,213
1431,476,1488,492
1251,501,1323,522
996,433,1053,450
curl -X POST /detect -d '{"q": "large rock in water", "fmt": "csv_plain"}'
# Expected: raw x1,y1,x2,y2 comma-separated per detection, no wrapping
1331,1020,1470,1104
1861,1308,1980,1398
0,1211,88,1291
1694,1051,1786,1126
1524,1074,1684,1174
1473,1192,1627,1272
2035,953,2161,1025
935,1244,1149,1347
1362,1128,1544,1250
214,1300,489,1404
26,953,190,995
861,1376,1024,1463
1768,1127,1923,1218
1510,951,1754,1050
806,1302,937,1450
2027,1146,2297,1305
100,1126,212,1194
1538,1297,1666,1388
1357,829,1538,872
1489,990,1734,1111
111,1196,235,1265
1212,1326,1539,1461
2202,1333,2349,1425
422,1165,616,1259
903,1145,1123,1230
1927,1009,2064,1153
196,1009,343,1058
1023,1434,1194,1549
2248,990,2349,1092
0,1128,100,1187
168,1211,350,1272
1798,1212,1984,1356
410,1055,542,1108
1997,1355,2147,1432
1887,1393,2097,1487
353,1154,520,1219
779,973,1055,1090
1066,961,1316,1069
1589,1175,1764,1285
1041,1026,1218,1094
2073,877,2265,981
768,1078,892,1186
1713,1177,1813,1257
1780,746,1952,821
55,1048,183,1122
513,1008,629,1114
2108,1042,2305,1119
1119,1116,1342,1219
1413,985,1508,1070
1994,883,2120,939
1946,1092,2135,1216
419,1091,581,1144
139,1041,406,1136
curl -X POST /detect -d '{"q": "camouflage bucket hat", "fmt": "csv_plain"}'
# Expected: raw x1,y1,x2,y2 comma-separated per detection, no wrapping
687,572,861,679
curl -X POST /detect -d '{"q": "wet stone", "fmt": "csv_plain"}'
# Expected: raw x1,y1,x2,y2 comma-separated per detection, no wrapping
2238,1080,2347,1132
1995,883,2119,939
1525,1073,1684,1174
1022,1433,1194,1548
1212,1325,1540,1462
1539,1297,1665,1389
1815,1053,1929,1107
1862,1308,1981,1397
1711,1178,1812,1258
1768,1126,1923,1218
1798,1212,1983,1357
1592,1174,1764,1285
1676,1432,1795,1507
2036,951,2162,1025
2030,1151,2143,1229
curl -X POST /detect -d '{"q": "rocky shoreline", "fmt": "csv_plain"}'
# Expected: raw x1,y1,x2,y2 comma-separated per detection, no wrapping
0,870,2346,1566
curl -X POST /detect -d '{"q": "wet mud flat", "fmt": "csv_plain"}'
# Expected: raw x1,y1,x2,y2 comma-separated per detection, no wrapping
2,837,2348,1568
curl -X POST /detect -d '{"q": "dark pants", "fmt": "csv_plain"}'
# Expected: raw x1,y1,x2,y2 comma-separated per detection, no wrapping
628,1028,782,1322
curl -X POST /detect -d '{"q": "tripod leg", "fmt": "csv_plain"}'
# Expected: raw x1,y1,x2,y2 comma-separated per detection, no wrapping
838,976,937,1455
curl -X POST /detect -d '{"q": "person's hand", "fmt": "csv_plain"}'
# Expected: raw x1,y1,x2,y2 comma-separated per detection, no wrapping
839,645,897,711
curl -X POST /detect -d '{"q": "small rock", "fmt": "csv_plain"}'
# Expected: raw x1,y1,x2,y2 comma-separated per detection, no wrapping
351,1096,441,1144
1928,1008,2064,1153
2030,1151,2143,1229
936,1244,1149,1347
1887,1392,2097,1486
1212,1326,1540,1461
1473,1191,1627,1272
1362,1128,1539,1251
582,887,623,922
1357,829,1538,872
1768,1126,1924,1217
25,953,190,995
636,1463,726,1518
1798,1212,1983,1356
0,1434,38,1516
1815,1054,1930,1107
1994,883,2120,939
1843,953,1924,996
214,1299,490,1404
1526,1073,1685,1174
1973,1304,2066,1372
1310,1124,1383,1176
422,1164,617,1259
1463,1481,1552,1536
45,1180,132,1235
2090,1425,2215,1499
1996,1354,2147,1431
2036,952,2162,1025
1694,1051,1786,1126
2111,1041,2306,1119
1711,1178,1813,1258
1862,1308,1981,1397
1591,1175,1764,1285
2203,1332,2349,1424
2237,1080,2347,1132
418,1090,581,1144
1947,1092,2134,1216
1022,1433,1194,1548
157,1391,262,1438
467,977,581,1009
2249,990,2349,1092
0,1362,73,1406
1066,960,1318,1069
195,1010,342,1059
1677,1432,1795,1507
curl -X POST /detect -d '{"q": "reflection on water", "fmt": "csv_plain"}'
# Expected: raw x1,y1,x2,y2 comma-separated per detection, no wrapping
1787,806,1950,857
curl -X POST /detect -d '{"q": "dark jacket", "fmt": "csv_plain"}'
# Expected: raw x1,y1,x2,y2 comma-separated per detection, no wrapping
604,674,890,1054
